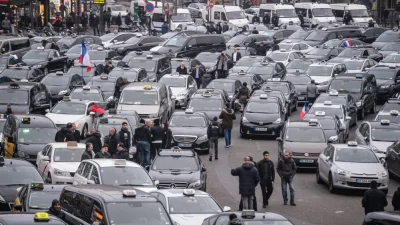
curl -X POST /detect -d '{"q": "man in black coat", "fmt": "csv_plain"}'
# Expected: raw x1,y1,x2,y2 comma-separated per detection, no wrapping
118,122,131,149
95,144,111,158
362,181,387,215
150,119,163,160
81,143,94,161
298,12,304,27
252,15,260,24
256,151,275,208
104,128,118,157
86,129,102,154
343,11,354,25
272,13,279,27
103,58,114,74
263,13,270,25
191,63,204,89
277,151,297,206
231,47,242,63
222,22,229,33
176,61,188,74
231,157,260,210
48,199,65,220
55,123,75,142
71,123,81,142
115,142,130,160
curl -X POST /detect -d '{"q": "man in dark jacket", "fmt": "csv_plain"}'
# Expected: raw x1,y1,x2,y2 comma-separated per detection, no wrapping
238,82,250,109
81,143,94,161
208,117,219,161
150,119,163,160
277,152,297,206
161,22,169,34
222,22,229,33
134,121,152,166
115,142,129,160
191,63,204,89
176,61,188,74
306,79,319,104
48,199,65,220
103,58,114,74
343,11,354,25
104,128,118,157
231,157,260,210
86,129,102,154
92,14,100,36
392,187,400,211
256,151,275,208
95,144,111,158
362,181,387,215
272,12,279,27
252,27,259,34
219,104,236,148
55,123,75,142
201,73,212,88
252,15,260,24
118,122,131,149
231,47,242,63
298,12,304,26
263,13,270,25
71,123,81,142
216,22,222,34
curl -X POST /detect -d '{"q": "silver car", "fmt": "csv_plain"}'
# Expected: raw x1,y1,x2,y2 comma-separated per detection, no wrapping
316,141,389,194
187,3,206,18
159,74,197,108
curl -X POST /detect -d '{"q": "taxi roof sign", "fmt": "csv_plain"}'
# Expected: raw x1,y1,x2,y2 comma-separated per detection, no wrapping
63,96,71,102
390,110,399,116
239,70,246,75
183,189,196,196
260,94,268,99
20,79,28,82
315,111,325,116
143,85,152,90
56,71,64,76
30,183,44,189
9,83,20,89
329,90,339,96
67,141,78,147
381,119,391,125
202,91,212,97
309,118,319,126
97,47,104,51
347,141,358,146
185,108,194,114
122,190,137,197
21,117,31,124
36,46,45,50
271,78,281,81
171,146,181,152
83,86,91,90
34,212,50,221
115,159,127,165
100,75,109,80
324,101,332,105
146,55,153,59
242,210,256,218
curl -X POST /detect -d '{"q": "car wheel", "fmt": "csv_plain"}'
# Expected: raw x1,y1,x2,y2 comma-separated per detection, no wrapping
328,173,336,193
240,126,247,138
43,67,48,75
316,166,323,184
63,64,68,73
47,173,52,184
358,108,364,120
370,101,376,114
81,124,88,139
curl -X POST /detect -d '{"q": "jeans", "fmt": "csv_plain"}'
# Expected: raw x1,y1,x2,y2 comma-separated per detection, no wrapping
281,177,295,204
241,195,254,210
209,138,218,157
138,141,150,166
260,179,273,206
224,129,232,146
239,195,257,211
93,27,99,36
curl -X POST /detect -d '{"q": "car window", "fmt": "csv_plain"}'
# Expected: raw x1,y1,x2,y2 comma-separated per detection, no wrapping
82,163,93,178
90,167,100,184
215,215,230,225
1,41,10,54
77,162,86,175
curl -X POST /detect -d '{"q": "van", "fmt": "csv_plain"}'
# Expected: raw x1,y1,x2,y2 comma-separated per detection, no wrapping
259,3,300,25
331,4,374,26
151,7,164,31
0,37,31,59
170,8,195,31
294,2,337,28
202,5,249,28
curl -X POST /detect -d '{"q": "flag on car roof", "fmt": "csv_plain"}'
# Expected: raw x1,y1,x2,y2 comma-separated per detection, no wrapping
300,101,307,119
343,40,352,47
79,41,92,72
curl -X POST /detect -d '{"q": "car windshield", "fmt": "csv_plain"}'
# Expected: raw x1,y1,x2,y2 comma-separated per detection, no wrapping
111,5,126,11
168,196,222,214
128,59,156,72
323,40,344,47
285,127,325,142
306,66,332,76
195,53,219,62
375,115,400,123
265,85,289,94
152,156,198,171
227,75,252,86
0,69,29,80
381,55,400,64
159,77,186,87
305,31,327,41
312,8,334,17
171,13,192,22
248,65,274,75
22,51,48,60
0,90,28,105
41,75,70,86
316,119,336,129
276,9,296,18
306,48,331,56
376,33,399,42
350,9,370,17
109,70,138,82
189,98,222,111
100,33,117,41
97,119,131,136
53,148,85,162
381,43,400,51
90,80,115,92
286,76,311,85
124,37,141,45
368,69,394,80
17,128,57,144
165,36,188,47
51,102,86,114
101,167,153,185
29,191,62,209
278,44,294,50
372,128,400,142
106,202,170,225
121,90,158,105
226,11,246,20
287,60,313,70
261,31,278,37
288,31,309,40
70,90,102,101
207,81,234,93
170,115,206,127
68,67,93,77
335,148,378,163
235,57,260,66
88,51,108,60
226,35,248,45
329,79,362,93
246,102,279,113
0,165,43,185
316,96,347,105
309,107,343,118
344,61,364,70
269,52,289,61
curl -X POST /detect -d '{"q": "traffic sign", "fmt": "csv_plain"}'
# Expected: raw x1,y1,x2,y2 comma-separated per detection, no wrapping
209,0,214,8
145,2,154,13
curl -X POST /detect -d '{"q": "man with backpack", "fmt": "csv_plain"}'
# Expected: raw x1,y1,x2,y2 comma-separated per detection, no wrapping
208,117,220,161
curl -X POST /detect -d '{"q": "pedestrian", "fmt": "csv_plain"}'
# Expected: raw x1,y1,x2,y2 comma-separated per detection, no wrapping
217,51,229,79
134,120,152,166
277,151,297,206
92,14,100,36
59,3,66,18
222,22,229,33
106,7,111,29
252,14,260,24
86,129,102,154
116,13,122,31
263,13,270,25
161,21,169,34
162,122,172,149
151,119,163,160
298,12,304,27
125,12,132,26
216,22,222,34
239,156,258,211
219,103,236,148
306,79,319,105
343,11,354,25
55,123,75,142
256,151,275,208
176,61,188,74
115,142,129,160
103,57,114,74
36,14,42,29
48,199,65,220
272,12,279,27
208,116,219,161
362,181,387,215
368,19,375,28
71,123,81,142
81,142,94,161
118,122,131,150
66,14,74,29
80,12,88,29
95,144,111,158
191,63,204,89
393,187,400,211
4,104,12,115
231,47,242,63
229,214,241,225
1,17,11,34
104,128,118,157
238,82,250,110
201,72,212,88
231,156,260,210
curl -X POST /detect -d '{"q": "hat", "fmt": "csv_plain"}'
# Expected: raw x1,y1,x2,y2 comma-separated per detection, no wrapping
52,199,60,207
66,123,73,128
105,57,111,61
103,144,109,148
118,142,124,148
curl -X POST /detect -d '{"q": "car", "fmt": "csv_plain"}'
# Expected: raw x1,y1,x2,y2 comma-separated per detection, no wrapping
0,55,17,73
267,50,304,66
111,35,164,56
0,212,68,225
261,80,297,115
41,72,86,103
127,53,171,81
247,60,287,81
380,98,400,113
328,47,383,63
56,35,102,53
302,27,362,47
306,61,347,92
102,110,140,132
88,75,120,100
240,94,285,138
283,29,312,43
226,71,263,93
363,211,400,225
159,74,198,108
100,32,137,48
303,45,341,61
21,48,68,75
343,57,377,73
303,111,346,143
66,64,97,83
372,28,400,50
188,3,206,17
323,38,365,48
278,40,313,54
378,42,400,57
366,65,400,101
244,7,260,21
0,156,44,211
285,58,313,74
230,55,265,73
206,79,242,110
36,141,86,184
2,115,58,162
109,67,152,82
260,28,295,43
378,52,400,67
69,86,105,102
195,52,233,77
375,109,400,124
30,37,62,50
316,141,388,194
226,34,272,48
0,64,44,82
150,189,230,225
193,88,232,112
202,211,294,225
359,27,388,44
284,73,312,105
252,89,288,120
13,183,65,212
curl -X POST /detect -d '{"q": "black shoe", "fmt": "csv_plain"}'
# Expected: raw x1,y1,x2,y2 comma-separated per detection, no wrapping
290,202,296,206
215,157,218,160
263,204,267,208
209,156,212,161
283,202,288,205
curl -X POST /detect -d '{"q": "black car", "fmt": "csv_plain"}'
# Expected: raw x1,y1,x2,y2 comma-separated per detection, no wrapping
285,30,312,42
372,29,400,50
206,78,242,109
226,34,272,48
303,113,346,143
67,64,97,83
192,88,231,111
231,55,266,73
149,148,207,190
286,58,314,74
285,73,311,105
304,45,341,61
69,86,105,102
0,82,51,114
109,67,151,82
0,65,44,82
262,80,297,115
21,49,68,75
327,73,377,119
260,28,295,43
252,89,289,120
359,27,388,44
328,47,383,63
302,27,362,46
88,75,120,100
385,135,400,178
240,94,285,138
41,72,85,103
247,61,287,81
226,71,263,93
111,35,164,55
127,53,171,82
367,66,400,101
64,44,102,67
0,212,67,224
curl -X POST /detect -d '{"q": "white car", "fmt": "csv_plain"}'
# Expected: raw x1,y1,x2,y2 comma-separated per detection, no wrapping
305,62,345,92
267,50,304,67
73,159,157,193
278,40,313,54
45,97,97,138
150,189,231,225
343,57,377,73
244,7,260,22
100,32,137,48
36,141,86,184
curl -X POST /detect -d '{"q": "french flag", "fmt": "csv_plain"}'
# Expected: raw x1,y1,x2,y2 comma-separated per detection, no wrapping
300,101,307,119
79,41,92,72
343,40,352,47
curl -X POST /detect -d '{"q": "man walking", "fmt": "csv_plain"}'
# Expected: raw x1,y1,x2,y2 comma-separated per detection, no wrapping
306,79,319,105
55,123,75,142
176,61,188,74
231,157,260,210
256,151,275,208
219,103,236,148
362,181,387,215
277,151,297,206
118,122,131,150
134,120,152,166
191,63,204,89
207,117,219,161
150,119,163,160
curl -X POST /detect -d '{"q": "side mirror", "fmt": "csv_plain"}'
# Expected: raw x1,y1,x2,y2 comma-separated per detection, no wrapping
45,109,50,113
13,204,22,211
223,206,231,212
42,156,50,161
87,180,95,184
154,180,159,185
276,137,282,142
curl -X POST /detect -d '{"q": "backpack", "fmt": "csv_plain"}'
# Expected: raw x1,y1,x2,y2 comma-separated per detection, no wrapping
209,123,219,138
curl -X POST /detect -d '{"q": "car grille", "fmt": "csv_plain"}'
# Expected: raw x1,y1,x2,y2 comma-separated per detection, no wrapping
70,172,75,177
350,176,378,179
173,135,197,143
157,182,188,189
291,152,320,157
347,182,381,188
250,122,272,126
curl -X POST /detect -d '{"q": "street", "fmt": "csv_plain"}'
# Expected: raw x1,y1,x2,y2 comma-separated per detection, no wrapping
199,104,400,225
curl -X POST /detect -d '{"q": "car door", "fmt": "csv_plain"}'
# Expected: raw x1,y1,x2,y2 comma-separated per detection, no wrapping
387,140,400,176
89,166,101,184
355,123,367,145
37,145,51,175
14,185,28,211
318,146,331,181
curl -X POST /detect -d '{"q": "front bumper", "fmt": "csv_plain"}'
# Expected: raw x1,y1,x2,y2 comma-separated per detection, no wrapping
292,156,319,168
296,94,307,103
171,140,209,151
332,175,389,191
240,122,282,136
377,89,392,100
52,172,74,185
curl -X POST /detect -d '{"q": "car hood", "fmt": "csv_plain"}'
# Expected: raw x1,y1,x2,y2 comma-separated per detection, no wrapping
155,46,181,54
376,79,393,87
372,42,387,50
371,141,393,153
202,62,216,68
0,104,29,114
18,143,47,157
0,185,21,203
46,113,83,124
310,76,331,84
150,45,163,52
149,170,200,183
46,85,68,95
231,66,250,73
117,104,159,115
335,162,383,174
284,141,327,154
170,87,187,96
302,40,321,47
170,127,207,137
244,113,279,123
22,59,46,66
171,214,217,225
132,186,158,193
52,162,81,172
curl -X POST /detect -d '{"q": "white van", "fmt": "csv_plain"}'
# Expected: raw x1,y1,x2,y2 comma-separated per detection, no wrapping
294,2,337,27
170,8,195,31
152,7,164,31
259,3,300,25
331,4,373,26
202,5,249,28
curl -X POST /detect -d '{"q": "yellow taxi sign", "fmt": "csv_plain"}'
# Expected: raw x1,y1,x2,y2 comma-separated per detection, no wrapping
34,212,50,221
143,85,152,90
31,183,44,189
93,0,105,4
22,117,31,124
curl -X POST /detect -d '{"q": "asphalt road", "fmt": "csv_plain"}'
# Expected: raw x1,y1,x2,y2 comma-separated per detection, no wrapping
198,104,400,225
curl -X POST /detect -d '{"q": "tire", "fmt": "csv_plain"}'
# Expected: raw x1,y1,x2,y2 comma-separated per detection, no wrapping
287,106,291,116
328,173,336,193
316,166,323,184
63,64,68,73
240,127,247,138
43,67,48,75
358,108,364,120
370,101,376,114
81,124,88,139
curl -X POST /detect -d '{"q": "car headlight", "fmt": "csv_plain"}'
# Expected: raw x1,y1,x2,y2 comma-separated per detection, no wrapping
58,90,68,95
356,101,362,107
148,114,158,118
273,118,281,124
379,170,388,177
319,81,329,85
17,150,29,159
197,134,208,142
177,92,188,97
188,180,202,188
53,168,70,177
242,116,249,123
32,64,42,69
380,85,390,89
0,195,5,203
337,168,350,176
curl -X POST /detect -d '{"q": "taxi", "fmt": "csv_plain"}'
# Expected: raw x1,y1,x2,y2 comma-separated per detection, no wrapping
88,75,119,100
0,212,67,225
159,73,198,108
69,86,105,102
80,47,117,66
284,72,312,105
303,111,346,144
21,47,68,75
36,141,86,184
252,89,288,120
13,183,65,212
226,70,263,94
375,109,400,124
343,56,376,73
262,79,297,115
268,49,305,66
305,61,346,92
149,189,230,225
230,55,265,73
109,67,151,82
45,96,96,137
380,98,400,113
0,64,44,82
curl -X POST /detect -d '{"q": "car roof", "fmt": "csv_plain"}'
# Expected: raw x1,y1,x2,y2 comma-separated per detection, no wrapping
0,212,67,225
312,103,342,108
152,189,208,197
0,157,38,166
82,159,142,168
161,74,190,79
123,82,164,91
11,114,57,128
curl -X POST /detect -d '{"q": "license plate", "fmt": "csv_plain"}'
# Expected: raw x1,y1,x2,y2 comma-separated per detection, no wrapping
178,143,192,147
356,179,371,183
298,97,305,100
255,128,268,131
299,159,314,163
